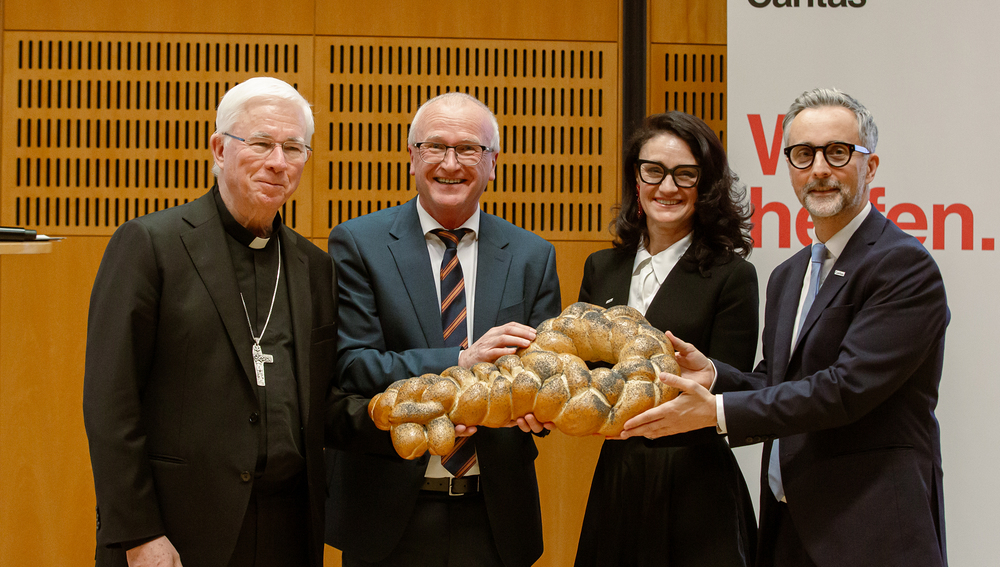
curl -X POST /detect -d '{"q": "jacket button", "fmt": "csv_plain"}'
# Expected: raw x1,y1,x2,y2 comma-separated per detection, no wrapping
746,437,754,443
240,471,252,482
249,412,259,424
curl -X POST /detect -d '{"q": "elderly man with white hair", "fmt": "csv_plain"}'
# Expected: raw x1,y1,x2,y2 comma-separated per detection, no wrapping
84,77,367,567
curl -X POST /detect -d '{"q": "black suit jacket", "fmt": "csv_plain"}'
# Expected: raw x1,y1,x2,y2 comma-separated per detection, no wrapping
716,208,949,567
324,198,561,567
83,188,367,567
580,248,759,371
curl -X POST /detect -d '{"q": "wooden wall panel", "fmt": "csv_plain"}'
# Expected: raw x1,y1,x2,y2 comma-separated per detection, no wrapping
648,44,727,146
316,37,619,242
534,239,614,567
0,237,104,566
3,0,316,35
1,32,314,235
536,433,606,564
1,2,4,213
317,0,619,42
648,1,727,146
554,239,610,309
650,0,727,45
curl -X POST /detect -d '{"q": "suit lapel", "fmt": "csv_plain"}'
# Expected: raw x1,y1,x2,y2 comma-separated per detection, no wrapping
773,245,811,384
180,193,257,388
388,200,443,347
794,209,885,351
645,258,694,320
473,214,512,340
593,251,633,309
280,227,313,426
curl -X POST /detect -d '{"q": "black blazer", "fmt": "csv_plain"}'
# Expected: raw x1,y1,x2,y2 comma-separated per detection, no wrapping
717,208,949,567
580,247,759,370
83,189,367,567
324,198,562,567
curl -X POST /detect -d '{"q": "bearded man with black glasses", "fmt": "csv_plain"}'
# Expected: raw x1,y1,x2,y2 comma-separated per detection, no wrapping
324,92,560,567
619,88,949,567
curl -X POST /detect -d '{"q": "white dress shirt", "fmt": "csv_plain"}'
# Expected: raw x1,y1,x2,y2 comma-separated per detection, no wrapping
628,233,693,316
415,198,482,478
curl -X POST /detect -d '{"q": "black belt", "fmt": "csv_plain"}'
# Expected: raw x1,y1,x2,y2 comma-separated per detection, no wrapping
421,475,480,496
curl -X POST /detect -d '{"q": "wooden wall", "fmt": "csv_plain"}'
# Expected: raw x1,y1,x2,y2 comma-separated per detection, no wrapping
0,1,725,565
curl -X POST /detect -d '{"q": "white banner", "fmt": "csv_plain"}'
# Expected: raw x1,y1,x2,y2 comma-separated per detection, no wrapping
728,1,998,564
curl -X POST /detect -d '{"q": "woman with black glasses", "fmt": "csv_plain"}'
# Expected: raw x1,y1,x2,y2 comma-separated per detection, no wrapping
574,111,759,567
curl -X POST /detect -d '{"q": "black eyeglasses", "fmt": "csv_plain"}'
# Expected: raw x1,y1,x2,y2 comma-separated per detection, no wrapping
413,142,495,166
784,142,870,170
222,132,311,163
635,160,701,188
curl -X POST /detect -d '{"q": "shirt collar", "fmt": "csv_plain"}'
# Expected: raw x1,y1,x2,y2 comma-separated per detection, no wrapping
819,201,871,261
415,197,480,240
213,185,281,249
632,232,693,281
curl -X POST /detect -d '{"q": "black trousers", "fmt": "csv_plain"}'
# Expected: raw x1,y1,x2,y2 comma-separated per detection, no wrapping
228,474,310,567
759,501,819,567
342,490,504,567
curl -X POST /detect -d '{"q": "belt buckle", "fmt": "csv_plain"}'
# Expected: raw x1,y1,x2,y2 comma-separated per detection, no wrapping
448,476,477,496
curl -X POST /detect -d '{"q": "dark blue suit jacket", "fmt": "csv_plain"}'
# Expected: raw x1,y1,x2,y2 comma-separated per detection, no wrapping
716,208,948,567
324,197,561,567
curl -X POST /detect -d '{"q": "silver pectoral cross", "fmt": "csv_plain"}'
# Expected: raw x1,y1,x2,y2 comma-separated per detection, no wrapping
252,343,273,386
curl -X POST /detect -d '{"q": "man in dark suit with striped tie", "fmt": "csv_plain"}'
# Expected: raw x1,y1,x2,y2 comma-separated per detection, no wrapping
324,92,561,567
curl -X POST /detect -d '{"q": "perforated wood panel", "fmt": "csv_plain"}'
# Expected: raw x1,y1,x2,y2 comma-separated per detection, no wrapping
0,32,312,235
315,38,619,241
0,5,734,567
648,44,727,146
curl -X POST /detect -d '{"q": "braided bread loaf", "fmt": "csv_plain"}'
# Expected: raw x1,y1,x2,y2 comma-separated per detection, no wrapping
368,302,680,459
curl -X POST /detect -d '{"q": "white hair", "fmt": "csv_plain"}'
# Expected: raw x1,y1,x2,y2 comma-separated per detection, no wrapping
407,92,501,151
213,77,314,176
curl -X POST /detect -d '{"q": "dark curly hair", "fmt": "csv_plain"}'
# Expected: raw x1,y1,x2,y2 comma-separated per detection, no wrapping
612,111,754,276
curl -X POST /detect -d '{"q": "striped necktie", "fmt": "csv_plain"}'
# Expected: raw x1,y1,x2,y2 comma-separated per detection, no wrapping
440,434,477,478
432,228,470,349
431,228,476,476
